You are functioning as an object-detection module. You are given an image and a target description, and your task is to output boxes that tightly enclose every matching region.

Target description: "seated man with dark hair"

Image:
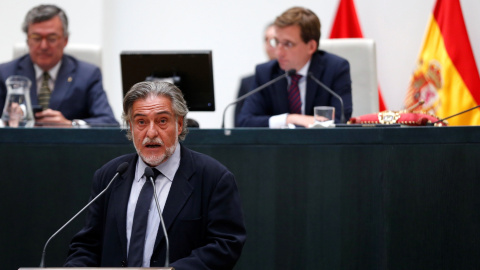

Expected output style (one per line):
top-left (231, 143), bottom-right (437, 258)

top-left (238, 7), bottom-right (352, 128)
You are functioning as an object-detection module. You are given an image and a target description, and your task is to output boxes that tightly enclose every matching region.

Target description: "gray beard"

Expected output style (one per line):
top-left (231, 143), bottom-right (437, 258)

top-left (132, 124), bottom-right (178, 166)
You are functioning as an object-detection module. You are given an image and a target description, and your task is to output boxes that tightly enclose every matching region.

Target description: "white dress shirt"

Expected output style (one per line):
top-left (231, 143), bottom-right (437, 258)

top-left (269, 59), bottom-right (312, 128)
top-left (126, 143), bottom-right (181, 267)
top-left (33, 61), bottom-right (62, 94)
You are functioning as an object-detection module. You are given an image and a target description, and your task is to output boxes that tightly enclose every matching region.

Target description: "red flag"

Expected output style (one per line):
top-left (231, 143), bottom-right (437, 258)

top-left (329, 0), bottom-right (363, 38)
top-left (329, 0), bottom-right (387, 111)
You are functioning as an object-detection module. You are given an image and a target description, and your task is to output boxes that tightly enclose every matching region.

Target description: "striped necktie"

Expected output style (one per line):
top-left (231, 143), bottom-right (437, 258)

top-left (288, 74), bottom-right (302, 114)
top-left (38, 72), bottom-right (51, 110)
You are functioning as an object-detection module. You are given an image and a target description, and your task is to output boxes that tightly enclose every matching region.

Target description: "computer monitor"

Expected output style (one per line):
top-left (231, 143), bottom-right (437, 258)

top-left (120, 50), bottom-right (215, 111)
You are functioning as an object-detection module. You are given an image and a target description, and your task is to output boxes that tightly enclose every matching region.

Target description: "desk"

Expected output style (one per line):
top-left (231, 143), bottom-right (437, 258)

top-left (1, 127), bottom-right (480, 269)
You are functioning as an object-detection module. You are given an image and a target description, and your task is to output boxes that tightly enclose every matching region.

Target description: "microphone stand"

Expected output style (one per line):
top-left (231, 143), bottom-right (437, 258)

top-left (221, 69), bottom-right (297, 129)
top-left (308, 72), bottom-right (346, 123)
top-left (428, 105), bottom-right (480, 126)
top-left (39, 162), bottom-right (129, 267)
top-left (144, 167), bottom-right (170, 267)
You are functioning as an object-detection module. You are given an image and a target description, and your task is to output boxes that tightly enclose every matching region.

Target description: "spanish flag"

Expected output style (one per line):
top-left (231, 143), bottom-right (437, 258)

top-left (329, 0), bottom-right (387, 111)
top-left (405, 0), bottom-right (480, 125)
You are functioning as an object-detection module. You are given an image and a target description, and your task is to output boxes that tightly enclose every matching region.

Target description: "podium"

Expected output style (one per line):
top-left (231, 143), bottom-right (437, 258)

top-left (19, 268), bottom-right (174, 270)
top-left (7, 127), bottom-right (480, 269)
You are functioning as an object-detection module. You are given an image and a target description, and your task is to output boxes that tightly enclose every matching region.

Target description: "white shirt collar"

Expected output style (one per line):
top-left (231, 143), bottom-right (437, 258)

top-left (34, 60), bottom-right (62, 81)
top-left (296, 59), bottom-right (311, 78)
top-left (285, 59), bottom-right (311, 81)
top-left (135, 142), bottom-right (181, 183)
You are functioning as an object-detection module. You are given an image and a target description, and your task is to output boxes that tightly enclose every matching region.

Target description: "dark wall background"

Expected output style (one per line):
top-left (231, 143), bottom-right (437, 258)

top-left (1, 127), bottom-right (480, 270)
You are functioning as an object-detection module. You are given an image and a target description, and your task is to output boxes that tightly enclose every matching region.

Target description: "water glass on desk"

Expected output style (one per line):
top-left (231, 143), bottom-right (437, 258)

top-left (314, 106), bottom-right (335, 127)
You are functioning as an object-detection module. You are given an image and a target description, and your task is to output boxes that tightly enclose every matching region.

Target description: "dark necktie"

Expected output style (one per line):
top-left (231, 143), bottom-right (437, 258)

top-left (288, 74), bottom-right (302, 114)
top-left (38, 72), bottom-right (51, 110)
top-left (128, 168), bottom-right (161, 267)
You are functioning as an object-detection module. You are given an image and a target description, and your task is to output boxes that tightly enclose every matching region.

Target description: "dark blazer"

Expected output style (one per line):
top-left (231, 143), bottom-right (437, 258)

top-left (0, 54), bottom-right (118, 125)
top-left (234, 74), bottom-right (255, 127)
top-left (64, 144), bottom-right (246, 270)
top-left (237, 50), bottom-right (352, 127)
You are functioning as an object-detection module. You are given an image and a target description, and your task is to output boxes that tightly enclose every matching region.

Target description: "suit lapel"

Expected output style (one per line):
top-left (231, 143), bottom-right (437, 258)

top-left (153, 144), bottom-right (194, 249)
top-left (272, 66), bottom-right (289, 112)
top-left (112, 155), bottom-right (138, 259)
top-left (50, 55), bottom-right (75, 110)
top-left (305, 51), bottom-right (325, 114)
top-left (17, 56), bottom-right (38, 105)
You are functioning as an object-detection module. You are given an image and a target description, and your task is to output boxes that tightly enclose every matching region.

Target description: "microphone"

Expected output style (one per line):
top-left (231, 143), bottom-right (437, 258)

top-left (144, 167), bottom-right (170, 267)
top-left (221, 69), bottom-right (297, 128)
top-left (39, 162), bottom-right (129, 268)
top-left (307, 72), bottom-right (346, 123)
top-left (427, 104), bottom-right (480, 126)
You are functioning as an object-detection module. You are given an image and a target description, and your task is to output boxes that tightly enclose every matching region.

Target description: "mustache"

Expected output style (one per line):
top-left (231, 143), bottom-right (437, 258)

top-left (142, 137), bottom-right (164, 146)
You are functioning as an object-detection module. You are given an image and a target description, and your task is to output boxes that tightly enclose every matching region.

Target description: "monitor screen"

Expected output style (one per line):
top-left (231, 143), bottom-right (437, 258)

top-left (120, 50), bottom-right (215, 111)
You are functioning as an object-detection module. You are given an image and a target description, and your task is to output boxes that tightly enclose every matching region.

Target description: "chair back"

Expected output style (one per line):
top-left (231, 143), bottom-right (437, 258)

top-left (320, 38), bottom-right (379, 116)
top-left (13, 43), bottom-right (102, 71)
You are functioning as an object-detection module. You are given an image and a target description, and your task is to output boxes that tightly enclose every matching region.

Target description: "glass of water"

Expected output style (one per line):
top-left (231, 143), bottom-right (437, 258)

top-left (314, 106), bottom-right (335, 127)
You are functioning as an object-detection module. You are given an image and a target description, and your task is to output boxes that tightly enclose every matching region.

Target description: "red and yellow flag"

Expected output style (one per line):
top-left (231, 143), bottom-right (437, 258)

top-left (329, 0), bottom-right (387, 111)
top-left (405, 0), bottom-right (480, 125)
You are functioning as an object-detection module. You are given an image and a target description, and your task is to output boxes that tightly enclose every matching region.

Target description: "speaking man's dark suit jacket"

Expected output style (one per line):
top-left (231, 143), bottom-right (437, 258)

top-left (0, 54), bottom-right (118, 125)
top-left (237, 50), bottom-right (352, 127)
top-left (64, 144), bottom-right (246, 270)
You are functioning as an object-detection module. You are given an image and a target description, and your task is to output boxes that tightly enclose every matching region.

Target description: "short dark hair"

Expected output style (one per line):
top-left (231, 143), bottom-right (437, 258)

top-left (274, 7), bottom-right (321, 48)
top-left (22, 4), bottom-right (69, 37)
top-left (122, 81), bottom-right (189, 141)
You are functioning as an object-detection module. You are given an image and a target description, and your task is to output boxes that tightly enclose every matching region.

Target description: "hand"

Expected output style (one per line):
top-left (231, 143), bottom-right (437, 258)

top-left (7, 102), bottom-right (23, 127)
top-left (286, 114), bottom-right (315, 128)
top-left (315, 116), bottom-right (329, 122)
top-left (35, 109), bottom-right (72, 127)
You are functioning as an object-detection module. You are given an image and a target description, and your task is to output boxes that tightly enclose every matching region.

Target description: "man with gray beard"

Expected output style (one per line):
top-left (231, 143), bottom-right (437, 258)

top-left (64, 81), bottom-right (246, 269)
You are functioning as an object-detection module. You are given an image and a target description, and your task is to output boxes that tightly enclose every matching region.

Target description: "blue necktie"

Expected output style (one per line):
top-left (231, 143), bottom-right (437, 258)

top-left (288, 74), bottom-right (302, 114)
top-left (128, 168), bottom-right (161, 267)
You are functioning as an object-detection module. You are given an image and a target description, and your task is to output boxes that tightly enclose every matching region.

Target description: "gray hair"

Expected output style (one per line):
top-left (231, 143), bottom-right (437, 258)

top-left (22, 4), bottom-right (69, 37)
top-left (122, 81), bottom-right (189, 141)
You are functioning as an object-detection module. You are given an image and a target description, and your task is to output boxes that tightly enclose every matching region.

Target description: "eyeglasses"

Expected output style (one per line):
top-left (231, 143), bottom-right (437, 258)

top-left (269, 38), bottom-right (297, 50)
top-left (27, 34), bottom-right (63, 45)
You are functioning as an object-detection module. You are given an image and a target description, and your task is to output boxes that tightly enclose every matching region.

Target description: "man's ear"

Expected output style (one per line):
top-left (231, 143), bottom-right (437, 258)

top-left (128, 120), bottom-right (133, 134)
top-left (177, 116), bottom-right (184, 134)
top-left (307, 39), bottom-right (318, 55)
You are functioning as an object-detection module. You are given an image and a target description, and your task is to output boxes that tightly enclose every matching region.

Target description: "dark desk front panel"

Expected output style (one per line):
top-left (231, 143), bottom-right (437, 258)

top-left (1, 127), bottom-right (479, 269)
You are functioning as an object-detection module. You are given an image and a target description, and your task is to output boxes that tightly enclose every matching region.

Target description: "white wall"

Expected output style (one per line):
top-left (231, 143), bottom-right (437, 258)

top-left (1, 0), bottom-right (479, 128)
top-left (0, 1), bottom-right (103, 55)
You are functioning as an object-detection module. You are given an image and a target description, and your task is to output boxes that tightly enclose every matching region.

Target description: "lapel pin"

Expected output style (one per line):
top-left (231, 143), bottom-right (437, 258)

top-left (68, 77), bottom-right (72, 82)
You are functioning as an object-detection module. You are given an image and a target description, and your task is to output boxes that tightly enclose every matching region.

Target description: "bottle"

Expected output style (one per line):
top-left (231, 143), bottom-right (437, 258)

top-left (1, 75), bottom-right (34, 127)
